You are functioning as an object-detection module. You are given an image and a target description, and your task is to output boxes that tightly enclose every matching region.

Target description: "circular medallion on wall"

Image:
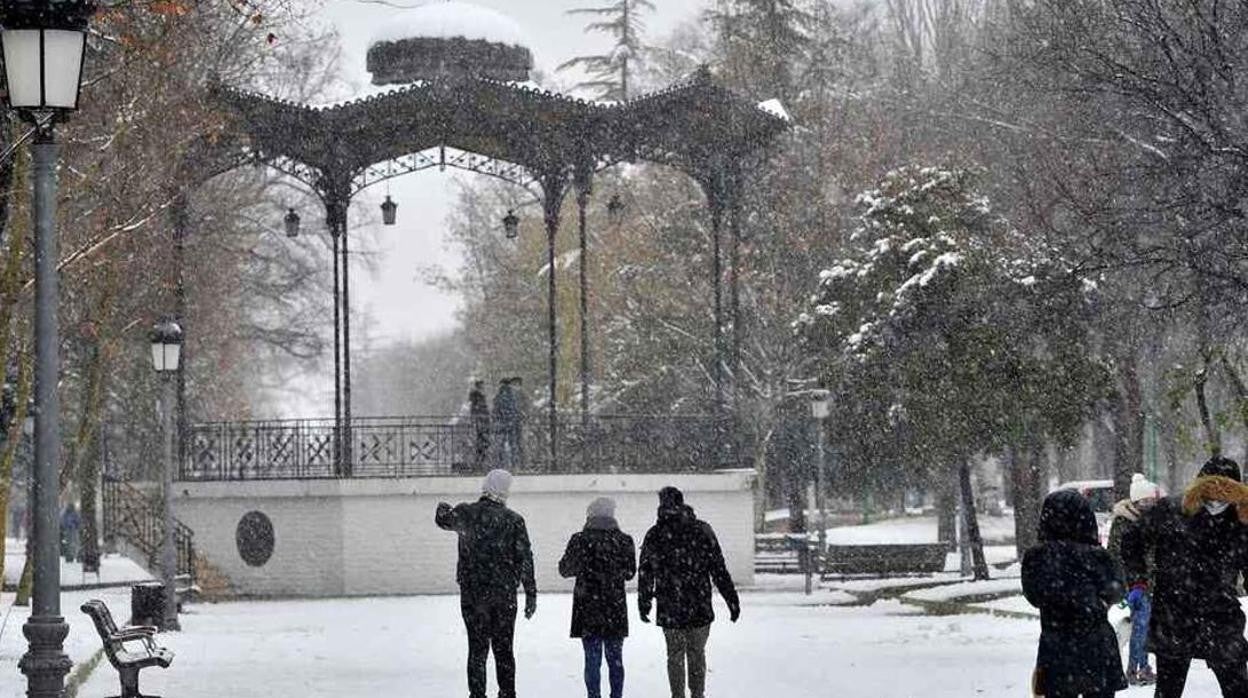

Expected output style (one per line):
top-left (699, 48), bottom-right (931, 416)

top-left (235, 511), bottom-right (275, 567)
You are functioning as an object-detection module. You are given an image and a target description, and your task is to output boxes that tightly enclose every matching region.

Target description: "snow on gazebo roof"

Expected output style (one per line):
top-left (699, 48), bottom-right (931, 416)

top-left (369, 1), bottom-right (529, 48)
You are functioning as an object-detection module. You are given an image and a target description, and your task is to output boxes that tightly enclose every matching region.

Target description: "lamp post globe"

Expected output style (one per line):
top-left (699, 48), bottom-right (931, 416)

top-left (149, 319), bottom-right (184, 373)
top-left (284, 207), bottom-right (300, 238)
top-left (380, 195), bottom-right (397, 226)
top-left (502, 209), bottom-right (519, 239)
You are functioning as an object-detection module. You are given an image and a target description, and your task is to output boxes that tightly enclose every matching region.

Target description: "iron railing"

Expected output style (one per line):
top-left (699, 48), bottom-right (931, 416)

top-left (181, 413), bottom-right (749, 481)
top-left (102, 477), bottom-right (196, 584)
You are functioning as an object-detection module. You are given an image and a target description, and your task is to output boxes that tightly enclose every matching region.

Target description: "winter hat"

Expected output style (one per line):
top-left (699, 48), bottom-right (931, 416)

top-left (1199, 456), bottom-right (1242, 482)
top-left (1130, 473), bottom-right (1159, 503)
top-left (658, 486), bottom-right (684, 513)
top-left (482, 469), bottom-right (513, 504)
top-left (587, 497), bottom-right (616, 520)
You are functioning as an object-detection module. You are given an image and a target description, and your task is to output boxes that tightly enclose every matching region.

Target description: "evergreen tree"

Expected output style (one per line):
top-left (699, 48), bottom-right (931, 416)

top-left (558, 0), bottom-right (655, 102)
top-left (707, 0), bottom-right (814, 102)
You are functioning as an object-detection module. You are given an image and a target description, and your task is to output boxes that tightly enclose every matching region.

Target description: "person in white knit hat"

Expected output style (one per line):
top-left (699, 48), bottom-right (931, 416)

top-left (436, 469), bottom-right (536, 698)
top-left (1108, 473), bottom-right (1160, 686)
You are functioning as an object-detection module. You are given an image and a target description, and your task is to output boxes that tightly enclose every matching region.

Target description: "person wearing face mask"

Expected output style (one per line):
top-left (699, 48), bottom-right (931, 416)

top-left (1121, 457), bottom-right (1248, 697)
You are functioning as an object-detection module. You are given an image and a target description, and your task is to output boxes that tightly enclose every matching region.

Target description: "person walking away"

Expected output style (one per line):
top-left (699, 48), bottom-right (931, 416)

top-left (493, 379), bottom-right (519, 469)
top-left (435, 469), bottom-right (537, 698)
top-left (638, 486), bottom-right (740, 698)
top-left (1107, 473), bottom-right (1160, 686)
top-left (1022, 489), bottom-right (1127, 698)
top-left (469, 380), bottom-right (491, 470)
top-left (1122, 456), bottom-right (1248, 698)
top-left (560, 497), bottom-right (636, 698)
top-left (60, 501), bottom-right (81, 563)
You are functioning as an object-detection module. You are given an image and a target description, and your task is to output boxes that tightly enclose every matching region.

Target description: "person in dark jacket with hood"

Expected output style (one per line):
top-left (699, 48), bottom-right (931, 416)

top-left (559, 497), bottom-right (636, 698)
top-left (1022, 488), bottom-right (1127, 698)
top-left (638, 486), bottom-right (740, 698)
top-left (436, 469), bottom-right (537, 698)
top-left (1122, 456), bottom-right (1248, 697)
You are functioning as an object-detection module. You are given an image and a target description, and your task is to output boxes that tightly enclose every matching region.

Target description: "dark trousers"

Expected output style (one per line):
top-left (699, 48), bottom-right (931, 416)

top-left (582, 636), bottom-right (624, 698)
top-left (662, 625), bottom-right (710, 698)
top-left (1156, 655), bottom-right (1248, 698)
top-left (461, 597), bottom-right (518, 698)
top-left (1047, 691), bottom-right (1114, 698)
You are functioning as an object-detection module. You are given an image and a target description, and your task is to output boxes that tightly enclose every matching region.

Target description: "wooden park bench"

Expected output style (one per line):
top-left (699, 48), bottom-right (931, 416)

top-left (820, 543), bottom-right (950, 578)
top-left (755, 533), bottom-right (817, 575)
top-left (81, 599), bottom-right (174, 698)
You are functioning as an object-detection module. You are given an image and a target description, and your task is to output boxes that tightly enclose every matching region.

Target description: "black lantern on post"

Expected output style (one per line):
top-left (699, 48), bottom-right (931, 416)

top-left (148, 319), bottom-right (183, 632)
top-left (606, 194), bottom-right (624, 226)
top-left (380, 195), bottom-right (397, 226)
top-left (502, 209), bottom-right (519, 239)
top-left (149, 320), bottom-right (184, 373)
top-left (284, 207), bottom-right (300, 238)
top-left (2, 2), bottom-right (98, 695)
top-left (0, 0), bottom-right (93, 114)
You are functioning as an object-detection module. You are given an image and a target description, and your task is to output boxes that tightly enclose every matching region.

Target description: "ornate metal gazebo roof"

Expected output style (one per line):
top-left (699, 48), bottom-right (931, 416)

top-left (205, 65), bottom-right (788, 195)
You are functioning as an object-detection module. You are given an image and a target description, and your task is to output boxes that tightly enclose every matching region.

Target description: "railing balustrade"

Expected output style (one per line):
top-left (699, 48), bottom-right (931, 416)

top-left (181, 414), bottom-right (747, 481)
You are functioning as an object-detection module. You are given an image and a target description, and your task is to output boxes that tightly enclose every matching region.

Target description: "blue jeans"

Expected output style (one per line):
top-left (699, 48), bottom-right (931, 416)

top-left (1127, 592), bottom-right (1152, 672)
top-left (582, 636), bottom-right (624, 698)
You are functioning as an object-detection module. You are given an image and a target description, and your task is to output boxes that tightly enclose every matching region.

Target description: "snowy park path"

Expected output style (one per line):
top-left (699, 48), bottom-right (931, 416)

top-left (59, 590), bottom-right (1217, 698)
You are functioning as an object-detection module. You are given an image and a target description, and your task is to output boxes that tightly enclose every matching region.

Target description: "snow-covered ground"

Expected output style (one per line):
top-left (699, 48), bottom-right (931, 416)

top-left (3, 540), bottom-right (152, 588)
top-left (0, 591), bottom-right (1197, 698)
top-left (826, 514), bottom-right (1016, 545)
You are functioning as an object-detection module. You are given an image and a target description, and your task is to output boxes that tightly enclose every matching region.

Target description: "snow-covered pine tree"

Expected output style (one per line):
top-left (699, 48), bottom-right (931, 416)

top-left (557, 0), bottom-right (655, 102)
top-left (706, 0), bottom-right (814, 102)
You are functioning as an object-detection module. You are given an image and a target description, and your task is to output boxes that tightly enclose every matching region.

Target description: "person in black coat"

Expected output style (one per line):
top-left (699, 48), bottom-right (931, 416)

top-left (1022, 488), bottom-right (1127, 698)
top-left (638, 487), bottom-right (740, 698)
top-left (468, 380), bottom-right (491, 469)
top-left (493, 379), bottom-right (520, 468)
top-left (559, 497), bottom-right (636, 698)
top-left (436, 469), bottom-right (537, 698)
top-left (1122, 456), bottom-right (1248, 697)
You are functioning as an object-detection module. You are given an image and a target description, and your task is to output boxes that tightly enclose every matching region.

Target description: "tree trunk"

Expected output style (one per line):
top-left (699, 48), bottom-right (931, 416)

top-left (1111, 352), bottom-right (1145, 502)
top-left (959, 458), bottom-right (990, 580)
top-left (935, 465), bottom-right (956, 546)
top-left (1195, 354), bottom-right (1221, 458)
top-left (1011, 438), bottom-right (1044, 559)
top-left (0, 357), bottom-right (32, 585)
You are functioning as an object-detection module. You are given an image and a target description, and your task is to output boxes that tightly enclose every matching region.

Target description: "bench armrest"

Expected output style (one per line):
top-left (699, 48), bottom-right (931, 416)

top-left (112, 626), bottom-right (158, 640)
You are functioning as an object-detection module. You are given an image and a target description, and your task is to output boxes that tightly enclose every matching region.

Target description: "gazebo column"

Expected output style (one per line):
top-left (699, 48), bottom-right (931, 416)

top-left (324, 178), bottom-right (353, 476)
top-left (541, 171), bottom-right (568, 472)
top-left (726, 161), bottom-right (743, 416)
top-left (703, 168), bottom-right (727, 418)
top-left (573, 164), bottom-right (593, 438)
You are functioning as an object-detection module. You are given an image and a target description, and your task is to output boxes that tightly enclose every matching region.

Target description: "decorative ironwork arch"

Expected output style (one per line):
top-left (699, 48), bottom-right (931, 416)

top-left (174, 65), bottom-right (787, 472)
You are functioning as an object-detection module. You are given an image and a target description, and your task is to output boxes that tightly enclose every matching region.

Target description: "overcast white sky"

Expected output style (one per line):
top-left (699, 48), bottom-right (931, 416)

top-left (315, 0), bottom-right (709, 347)
top-left (270, 0), bottom-right (708, 416)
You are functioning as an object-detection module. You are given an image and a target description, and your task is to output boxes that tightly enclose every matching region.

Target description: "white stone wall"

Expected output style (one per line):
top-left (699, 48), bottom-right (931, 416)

top-left (174, 470), bottom-right (756, 597)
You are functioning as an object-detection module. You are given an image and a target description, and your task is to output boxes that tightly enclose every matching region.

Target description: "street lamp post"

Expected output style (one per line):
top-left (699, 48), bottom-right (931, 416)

top-left (1, 1), bottom-right (97, 695)
top-left (808, 390), bottom-right (831, 596)
top-left (149, 320), bottom-right (183, 632)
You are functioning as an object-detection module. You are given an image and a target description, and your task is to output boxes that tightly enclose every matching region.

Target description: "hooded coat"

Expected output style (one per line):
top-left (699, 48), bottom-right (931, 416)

top-left (638, 489), bottom-right (739, 629)
top-left (1121, 466), bottom-right (1248, 663)
top-left (559, 516), bottom-right (636, 638)
top-left (1022, 489), bottom-right (1128, 696)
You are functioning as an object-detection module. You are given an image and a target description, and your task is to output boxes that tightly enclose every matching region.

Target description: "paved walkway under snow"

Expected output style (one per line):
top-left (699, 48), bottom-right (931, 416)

top-left (24, 590), bottom-right (1213, 698)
